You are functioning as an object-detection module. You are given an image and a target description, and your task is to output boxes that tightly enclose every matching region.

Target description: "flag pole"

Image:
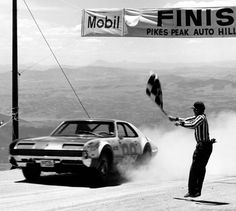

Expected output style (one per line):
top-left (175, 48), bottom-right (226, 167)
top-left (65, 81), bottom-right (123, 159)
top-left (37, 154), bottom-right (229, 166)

top-left (161, 108), bottom-right (168, 116)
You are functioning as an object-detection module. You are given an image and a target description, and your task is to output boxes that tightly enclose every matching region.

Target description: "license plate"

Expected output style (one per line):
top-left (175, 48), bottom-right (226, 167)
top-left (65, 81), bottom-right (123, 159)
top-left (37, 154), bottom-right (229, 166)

top-left (40, 160), bottom-right (54, 167)
top-left (18, 162), bottom-right (27, 167)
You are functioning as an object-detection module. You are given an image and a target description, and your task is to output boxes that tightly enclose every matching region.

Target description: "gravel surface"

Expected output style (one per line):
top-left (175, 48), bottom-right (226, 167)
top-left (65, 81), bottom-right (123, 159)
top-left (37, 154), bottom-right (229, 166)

top-left (0, 169), bottom-right (235, 211)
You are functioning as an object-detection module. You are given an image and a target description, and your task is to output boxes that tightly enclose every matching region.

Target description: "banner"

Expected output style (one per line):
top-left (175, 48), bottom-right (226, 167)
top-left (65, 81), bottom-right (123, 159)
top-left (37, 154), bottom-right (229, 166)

top-left (81, 7), bottom-right (236, 38)
top-left (81, 9), bottom-right (124, 37)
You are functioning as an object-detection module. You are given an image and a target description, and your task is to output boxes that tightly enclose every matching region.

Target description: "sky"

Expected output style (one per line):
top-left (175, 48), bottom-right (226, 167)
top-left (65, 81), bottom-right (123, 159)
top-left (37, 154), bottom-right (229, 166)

top-left (1, 0), bottom-right (236, 70)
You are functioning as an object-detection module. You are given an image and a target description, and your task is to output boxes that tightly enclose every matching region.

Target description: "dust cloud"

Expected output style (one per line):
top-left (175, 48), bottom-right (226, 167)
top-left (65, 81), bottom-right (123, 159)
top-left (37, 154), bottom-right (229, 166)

top-left (124, 111), bottom-right (236, 182)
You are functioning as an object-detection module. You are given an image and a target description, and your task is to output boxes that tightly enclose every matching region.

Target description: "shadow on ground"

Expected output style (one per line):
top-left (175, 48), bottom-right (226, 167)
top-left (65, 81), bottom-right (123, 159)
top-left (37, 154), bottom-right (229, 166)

top-left (16, 170), bottom-right (128, 188)
top-left (174, 197), bottom-right (230, 206)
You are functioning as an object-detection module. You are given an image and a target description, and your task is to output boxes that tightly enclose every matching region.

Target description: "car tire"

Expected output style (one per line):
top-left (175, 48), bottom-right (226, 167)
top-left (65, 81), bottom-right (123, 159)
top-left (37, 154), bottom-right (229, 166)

top-left (97, 153), bottom-right (110, 184)
top-left (22, 167), bottom-right (41, 181)
top-left (136, 145), bottom-right (152, 166)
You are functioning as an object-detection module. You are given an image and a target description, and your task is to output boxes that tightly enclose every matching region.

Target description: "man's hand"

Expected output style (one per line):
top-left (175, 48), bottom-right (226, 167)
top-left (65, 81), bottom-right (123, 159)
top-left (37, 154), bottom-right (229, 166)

top-left (168, 115), bottom-right (178, 122)
top-left (175, 120), bottom-right (184, 126)
top-left (210, 138), bottom-right (216, 143)
top-left (175, 121), bottom-right (181, 126)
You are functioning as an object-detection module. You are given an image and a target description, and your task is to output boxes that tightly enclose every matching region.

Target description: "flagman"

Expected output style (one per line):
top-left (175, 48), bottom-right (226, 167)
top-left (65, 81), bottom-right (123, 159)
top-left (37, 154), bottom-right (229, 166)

top-left (168, 101), bottom-right (215, 198)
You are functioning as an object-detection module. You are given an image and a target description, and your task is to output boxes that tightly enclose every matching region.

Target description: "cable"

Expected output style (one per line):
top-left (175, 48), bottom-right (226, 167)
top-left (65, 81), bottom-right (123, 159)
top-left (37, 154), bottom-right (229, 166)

top-left (22, 0), bottom-right (91, 119)
top-left (19, 56), bottom-right (49, 75)
top-left (0, 110), bottom-right (18, 129)
top-left (0, 119), bottom-right (12, 129)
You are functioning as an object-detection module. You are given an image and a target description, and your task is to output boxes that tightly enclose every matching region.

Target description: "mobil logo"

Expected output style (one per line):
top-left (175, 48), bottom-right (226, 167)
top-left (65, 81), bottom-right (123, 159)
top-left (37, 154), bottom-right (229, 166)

top-left (88, 15), bottom-right (121, 29)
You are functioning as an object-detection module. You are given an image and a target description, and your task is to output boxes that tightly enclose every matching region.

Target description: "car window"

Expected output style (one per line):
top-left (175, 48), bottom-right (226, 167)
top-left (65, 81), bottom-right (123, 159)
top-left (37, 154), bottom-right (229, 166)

top-left (117, 123), bottom-right (138, 138)
top-left (117, 123), bottom-right (126, 137)
top-left (58, 123), bottom-right (77, 135)
top-left (52, 121), bottom-right (115, 137)
top-left (77, 123), bottom-right (90, 132)
top-left (89, 123), bottom-right (114, 134)
top-left (123, 123), bottom-right (138, 137)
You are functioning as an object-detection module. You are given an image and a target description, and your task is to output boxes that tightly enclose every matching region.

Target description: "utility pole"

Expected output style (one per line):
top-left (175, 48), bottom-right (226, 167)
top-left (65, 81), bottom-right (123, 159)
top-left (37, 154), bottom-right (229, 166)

top-left (12, 0), bottom-right (19, 140)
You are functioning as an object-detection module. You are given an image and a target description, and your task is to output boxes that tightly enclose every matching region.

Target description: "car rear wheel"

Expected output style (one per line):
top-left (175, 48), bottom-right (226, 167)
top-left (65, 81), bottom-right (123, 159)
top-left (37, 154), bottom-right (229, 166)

top-left (22, 167), bottom-right (41, 181)
top-left (136, 145), bottom-right (152, 166)
top-left (97, 153), bottom-right (110, 184)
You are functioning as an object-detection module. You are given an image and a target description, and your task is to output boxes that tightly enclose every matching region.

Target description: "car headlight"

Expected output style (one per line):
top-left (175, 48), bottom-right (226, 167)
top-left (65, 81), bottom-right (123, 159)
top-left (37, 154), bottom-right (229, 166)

top-left (82, 150), bottom-right (89, 159)
top-left (87, 142), bottom-right (100, 151)
top-left (82, 150), bottom-right (92, 167)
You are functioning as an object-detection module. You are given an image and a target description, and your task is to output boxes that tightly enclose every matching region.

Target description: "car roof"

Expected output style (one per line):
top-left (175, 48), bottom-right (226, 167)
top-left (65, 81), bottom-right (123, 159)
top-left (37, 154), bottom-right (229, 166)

top-left (62, 118), bottom-right (128, 123)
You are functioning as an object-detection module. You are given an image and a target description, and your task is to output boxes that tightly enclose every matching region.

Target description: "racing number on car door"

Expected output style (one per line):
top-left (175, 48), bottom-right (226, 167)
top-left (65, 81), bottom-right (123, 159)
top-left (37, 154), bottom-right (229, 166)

top-left (117, 123), bottom-right (141, 156)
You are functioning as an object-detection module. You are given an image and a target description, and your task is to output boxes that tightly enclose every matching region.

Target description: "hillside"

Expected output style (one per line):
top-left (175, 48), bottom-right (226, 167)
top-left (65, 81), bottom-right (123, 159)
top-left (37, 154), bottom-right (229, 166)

top-left (1, 65), bottom-right (235, 124)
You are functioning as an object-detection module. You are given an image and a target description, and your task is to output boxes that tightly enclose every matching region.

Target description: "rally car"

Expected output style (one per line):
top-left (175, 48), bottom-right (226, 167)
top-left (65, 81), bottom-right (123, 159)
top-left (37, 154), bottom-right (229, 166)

top-left (9, 119), bottom-right (158, 183)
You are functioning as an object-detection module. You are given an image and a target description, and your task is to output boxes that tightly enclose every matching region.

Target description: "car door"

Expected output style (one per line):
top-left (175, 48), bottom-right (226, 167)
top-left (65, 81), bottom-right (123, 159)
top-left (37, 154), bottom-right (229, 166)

top-left (117, 122), bottom-right (142, 158)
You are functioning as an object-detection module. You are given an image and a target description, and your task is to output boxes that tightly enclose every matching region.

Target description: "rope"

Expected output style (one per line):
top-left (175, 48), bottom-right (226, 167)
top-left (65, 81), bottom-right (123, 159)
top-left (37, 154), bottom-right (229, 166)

top-left (0, 110), bottom-right (18, 129)
top-left (22, 0), bottom-right (91, 119)
top-left (0, 119), bottom-right (11, 129)
top-left (19, 56), bottom-right (49, 75)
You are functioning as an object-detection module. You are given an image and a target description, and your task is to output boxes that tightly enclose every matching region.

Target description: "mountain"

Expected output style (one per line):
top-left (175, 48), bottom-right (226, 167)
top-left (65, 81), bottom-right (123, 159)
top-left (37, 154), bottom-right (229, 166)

top-left (1, 64), bottom-right (236, 123)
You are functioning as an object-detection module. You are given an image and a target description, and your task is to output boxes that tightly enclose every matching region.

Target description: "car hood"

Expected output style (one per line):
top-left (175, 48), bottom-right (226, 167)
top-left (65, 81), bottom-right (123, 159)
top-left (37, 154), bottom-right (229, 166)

top-left (20, 136), bottom-right (96, 144)
top-left (14, 136), bottom-right (98, 150)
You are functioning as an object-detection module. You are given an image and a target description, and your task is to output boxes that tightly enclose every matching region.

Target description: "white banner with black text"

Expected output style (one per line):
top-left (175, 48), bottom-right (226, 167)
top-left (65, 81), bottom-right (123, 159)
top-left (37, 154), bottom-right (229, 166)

top-left (81, 7), bottom-right (236, 38)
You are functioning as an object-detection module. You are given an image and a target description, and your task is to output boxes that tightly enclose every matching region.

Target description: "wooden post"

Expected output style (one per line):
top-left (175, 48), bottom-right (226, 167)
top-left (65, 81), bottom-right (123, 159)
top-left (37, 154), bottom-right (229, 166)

top-left (12, 0), bottom-right (19, 140)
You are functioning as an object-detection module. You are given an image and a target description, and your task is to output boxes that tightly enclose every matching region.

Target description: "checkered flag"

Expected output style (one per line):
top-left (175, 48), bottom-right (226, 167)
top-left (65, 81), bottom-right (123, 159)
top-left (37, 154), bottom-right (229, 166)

top-left (146, 73), bottom-right (167, 116)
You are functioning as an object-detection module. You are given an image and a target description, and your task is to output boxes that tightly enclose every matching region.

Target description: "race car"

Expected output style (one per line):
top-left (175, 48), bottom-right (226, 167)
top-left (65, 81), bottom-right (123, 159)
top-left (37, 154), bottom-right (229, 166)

top-left (9, 119), bottom-right (158, 183)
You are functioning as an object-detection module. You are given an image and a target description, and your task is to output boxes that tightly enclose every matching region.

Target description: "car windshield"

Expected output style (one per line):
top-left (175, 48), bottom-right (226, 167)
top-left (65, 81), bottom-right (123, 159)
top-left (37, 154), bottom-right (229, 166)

top-left (51, 121), bottom-right (115, 137)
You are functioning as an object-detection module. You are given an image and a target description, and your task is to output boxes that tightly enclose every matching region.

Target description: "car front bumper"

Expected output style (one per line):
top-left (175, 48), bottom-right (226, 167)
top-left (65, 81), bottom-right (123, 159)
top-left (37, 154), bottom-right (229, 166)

top-left (9, 152), bottom-right (98, 172)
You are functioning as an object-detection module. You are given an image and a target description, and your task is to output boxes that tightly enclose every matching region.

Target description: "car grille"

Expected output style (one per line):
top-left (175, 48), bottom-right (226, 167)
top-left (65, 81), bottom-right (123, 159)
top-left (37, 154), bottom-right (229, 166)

top-left (62, 144), bottom-right (83, 150)
top-left (16, 143), bottom-right (35, 149)
top-left (11, 149), bottom-right (83, 157)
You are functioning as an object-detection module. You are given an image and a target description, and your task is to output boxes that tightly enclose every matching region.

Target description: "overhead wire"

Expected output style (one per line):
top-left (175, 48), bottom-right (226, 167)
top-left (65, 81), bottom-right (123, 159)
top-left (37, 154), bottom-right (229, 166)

top-left (0, 118), bottom-right (12, 129)
top-left (22, 0), bottom-right (91, 119)
top-left (0, 108), bottom-right (19, 129)
top-left (19, 56), bottom-right (49, 75)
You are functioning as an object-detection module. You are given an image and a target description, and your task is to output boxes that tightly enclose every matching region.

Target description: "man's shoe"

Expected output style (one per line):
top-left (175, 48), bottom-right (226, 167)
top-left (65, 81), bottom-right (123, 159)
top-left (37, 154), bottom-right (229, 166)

top-left (184, 192), bottom-right (201, 198)
top-left (191, 192), bottom-right (201, 198)
top-left (184, 193), bottom-right (192, 197)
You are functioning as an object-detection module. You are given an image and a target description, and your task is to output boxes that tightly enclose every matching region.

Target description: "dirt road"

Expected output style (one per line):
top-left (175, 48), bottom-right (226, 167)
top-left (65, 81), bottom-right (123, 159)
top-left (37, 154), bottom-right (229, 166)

top-left (0, 169), bottom-right (235, 211)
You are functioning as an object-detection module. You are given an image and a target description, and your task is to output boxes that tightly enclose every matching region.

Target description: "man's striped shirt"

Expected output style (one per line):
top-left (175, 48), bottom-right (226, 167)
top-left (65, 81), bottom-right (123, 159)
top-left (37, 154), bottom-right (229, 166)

top-left (180, 114), bottom-right (210, 143)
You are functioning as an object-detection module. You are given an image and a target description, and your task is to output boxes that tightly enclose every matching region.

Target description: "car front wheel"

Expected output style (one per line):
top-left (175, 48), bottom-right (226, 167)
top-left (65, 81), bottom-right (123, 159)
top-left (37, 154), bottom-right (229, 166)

top-left (22, 167), bottom-right (41, 181)
top-left (97, 153), bottom-right (110, 184)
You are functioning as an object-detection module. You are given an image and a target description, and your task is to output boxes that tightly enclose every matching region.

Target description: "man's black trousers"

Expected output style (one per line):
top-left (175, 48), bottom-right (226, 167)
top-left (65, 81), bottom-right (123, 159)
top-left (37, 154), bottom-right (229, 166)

top-left (188, 142), bottom-right (213, 194)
